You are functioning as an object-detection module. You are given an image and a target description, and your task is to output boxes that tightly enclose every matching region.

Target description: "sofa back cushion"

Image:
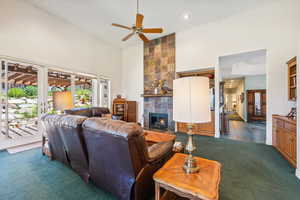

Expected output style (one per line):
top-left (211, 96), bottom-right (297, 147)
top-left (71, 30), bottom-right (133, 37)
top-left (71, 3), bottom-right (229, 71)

top-left (91, 107), bottom-right (110, 117)
top-left (64, 107), bottom-right (110, 117)
top-left (64, 107), bottom-right (92, 117)
top-left (41, 114), bottom-right (69, 165)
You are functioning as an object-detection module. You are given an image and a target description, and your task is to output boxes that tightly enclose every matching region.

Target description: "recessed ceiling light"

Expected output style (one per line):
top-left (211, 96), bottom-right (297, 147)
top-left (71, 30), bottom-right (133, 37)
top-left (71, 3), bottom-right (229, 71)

top-left (182, 13), bottom-right (192, 20)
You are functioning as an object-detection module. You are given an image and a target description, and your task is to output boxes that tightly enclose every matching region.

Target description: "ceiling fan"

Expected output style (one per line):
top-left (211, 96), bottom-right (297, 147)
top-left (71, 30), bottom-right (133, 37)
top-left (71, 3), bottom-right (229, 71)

top-left (112, 0), bottom-right (163, 43)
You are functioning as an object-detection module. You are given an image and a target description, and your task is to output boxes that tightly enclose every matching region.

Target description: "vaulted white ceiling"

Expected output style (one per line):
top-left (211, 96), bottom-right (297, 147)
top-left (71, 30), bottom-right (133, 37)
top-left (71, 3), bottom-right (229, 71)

top-left (25, 0), bottom-right (273, 47)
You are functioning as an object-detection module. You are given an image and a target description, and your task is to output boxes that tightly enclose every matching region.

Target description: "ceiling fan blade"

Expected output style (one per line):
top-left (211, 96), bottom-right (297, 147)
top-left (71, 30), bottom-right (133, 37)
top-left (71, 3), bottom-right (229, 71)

top-left (138, 33), bottom-right (150, 43)
top-left (142, 28), bottom-right (163, 33)
top-left (136, 14), bottom-right (144, 28)
top-left (122, 32), bottom-right (135, 41)
top-left (112, 23), bottom-right (132, 31)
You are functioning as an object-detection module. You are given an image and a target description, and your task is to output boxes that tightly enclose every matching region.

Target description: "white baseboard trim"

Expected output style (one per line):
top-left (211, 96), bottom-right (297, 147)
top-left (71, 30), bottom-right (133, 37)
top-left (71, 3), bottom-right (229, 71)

top-left (266, 141), bottom-right (272, 146)
top-left (296, 168), bottom-right (300, 179)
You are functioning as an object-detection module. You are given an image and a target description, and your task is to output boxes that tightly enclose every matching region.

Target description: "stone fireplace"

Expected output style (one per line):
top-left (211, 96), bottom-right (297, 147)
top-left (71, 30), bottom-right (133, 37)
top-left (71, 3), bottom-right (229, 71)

top-left (143, 33), bottom-right (175, 131)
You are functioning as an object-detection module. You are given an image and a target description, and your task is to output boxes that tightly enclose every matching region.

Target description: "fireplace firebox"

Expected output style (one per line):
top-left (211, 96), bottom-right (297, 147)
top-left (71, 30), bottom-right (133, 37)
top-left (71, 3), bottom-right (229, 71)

top-left (149, 113), bottom-right (168, 130)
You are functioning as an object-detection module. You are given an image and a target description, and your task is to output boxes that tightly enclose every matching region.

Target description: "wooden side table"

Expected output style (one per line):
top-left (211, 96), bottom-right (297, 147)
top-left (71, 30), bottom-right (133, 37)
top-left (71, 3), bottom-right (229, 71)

top-left (153, 153), bottom-right (221, 200)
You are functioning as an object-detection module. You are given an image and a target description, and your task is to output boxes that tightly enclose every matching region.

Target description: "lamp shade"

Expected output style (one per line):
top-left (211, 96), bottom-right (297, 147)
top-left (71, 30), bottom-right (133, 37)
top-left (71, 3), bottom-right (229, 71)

top-left (173, 76), bottom-right (211, 123)
top-left (53, 91), bottom-right (73, 111)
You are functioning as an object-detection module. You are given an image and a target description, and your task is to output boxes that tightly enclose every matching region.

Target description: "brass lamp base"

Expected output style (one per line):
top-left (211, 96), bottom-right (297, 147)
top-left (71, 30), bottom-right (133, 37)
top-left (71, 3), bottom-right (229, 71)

top-left (183, 154), bottom-right (199, 174)
top-left (183, 123), bottom-right (199, 174)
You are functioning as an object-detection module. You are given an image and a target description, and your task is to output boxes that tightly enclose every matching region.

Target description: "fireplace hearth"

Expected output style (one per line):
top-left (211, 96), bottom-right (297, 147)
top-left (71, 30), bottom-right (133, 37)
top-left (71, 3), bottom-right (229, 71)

top-left (149, 113), bottom-right (168, 131)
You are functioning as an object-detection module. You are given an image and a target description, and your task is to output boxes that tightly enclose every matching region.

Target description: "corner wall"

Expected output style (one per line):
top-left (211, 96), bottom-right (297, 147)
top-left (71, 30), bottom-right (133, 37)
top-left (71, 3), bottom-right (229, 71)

top-left (297, 37), bottom-right (300, 179)
top-left (121, 42), bottom-right (144, 123)
top-left (0, 0), bottom-right (122, 97)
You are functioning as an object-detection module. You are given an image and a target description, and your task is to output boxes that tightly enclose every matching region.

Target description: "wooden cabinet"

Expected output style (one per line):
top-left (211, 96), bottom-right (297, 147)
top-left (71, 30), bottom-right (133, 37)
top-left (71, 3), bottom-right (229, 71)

top-left (177, 112), bottom-right (215, 136)
top-left (272, 115), bottom-right (297, 167)
top-left (112, 97), bottom-right (137, 122)
top-left (176, 70), bottom-right (215, 137)
top-left (287, 56), bottom-right (297, 101)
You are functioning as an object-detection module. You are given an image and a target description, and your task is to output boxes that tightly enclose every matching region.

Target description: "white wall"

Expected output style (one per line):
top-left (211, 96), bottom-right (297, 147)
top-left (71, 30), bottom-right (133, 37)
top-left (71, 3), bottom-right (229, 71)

top-left (244, 75), bottom-right (266, 90)
top-left (235, 80), bottom-right (245, 120)
top-left (121, 42), bottom-right (144, 124)
top-left (176, 0), bottom-right (300, 145)
top-left (296, 37), bottom-right (300, 179)
top-left (0, 0), bottom-right (122, 98)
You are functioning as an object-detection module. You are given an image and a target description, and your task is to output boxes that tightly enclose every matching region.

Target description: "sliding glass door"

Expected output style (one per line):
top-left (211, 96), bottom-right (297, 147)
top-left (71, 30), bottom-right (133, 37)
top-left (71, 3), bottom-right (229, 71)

top-left (0, 61), bottom-right (8, 139)
top-left (0, 58), bottom-right (111, 147)
top-left (0, 59), bottom-right (43, 143)
top-left (45, 69), bottom-right (106, 113)
top-left (99, 78), bottom-right (110, 108)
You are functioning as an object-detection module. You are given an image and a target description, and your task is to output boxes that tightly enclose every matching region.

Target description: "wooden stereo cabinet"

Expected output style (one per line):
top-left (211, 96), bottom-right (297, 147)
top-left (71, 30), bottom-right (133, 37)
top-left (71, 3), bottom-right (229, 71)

top-left (112, 97), bottom-right (137, 122)
top-left (177, 111), bottom-right (215, 137)
top-left (272, 115), bottom-right (297, 167)
top-left (176, 70), bottom-right (215, 137)
top-left (287, 56), bottom-right (297, 101)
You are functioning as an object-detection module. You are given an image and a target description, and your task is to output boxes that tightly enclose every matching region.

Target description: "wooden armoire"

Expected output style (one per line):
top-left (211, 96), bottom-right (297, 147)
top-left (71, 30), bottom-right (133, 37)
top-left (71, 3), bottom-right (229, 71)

top-left (247, 89), bottom-right (266, 121)
top-left (112, 97), bottom-right (137, 122)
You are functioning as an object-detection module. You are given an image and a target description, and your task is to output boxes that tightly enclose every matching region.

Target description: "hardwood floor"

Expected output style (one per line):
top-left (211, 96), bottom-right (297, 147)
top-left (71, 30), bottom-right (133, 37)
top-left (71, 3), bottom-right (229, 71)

top-left (221, 120), bottom-right (266, 144)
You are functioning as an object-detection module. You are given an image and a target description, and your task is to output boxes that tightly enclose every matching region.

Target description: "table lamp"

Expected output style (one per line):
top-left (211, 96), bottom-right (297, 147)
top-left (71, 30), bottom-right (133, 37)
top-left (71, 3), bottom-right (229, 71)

top-left (173, 76), bottom-right (211, 174)
top-left (53, 91), bottom-right (73, 113)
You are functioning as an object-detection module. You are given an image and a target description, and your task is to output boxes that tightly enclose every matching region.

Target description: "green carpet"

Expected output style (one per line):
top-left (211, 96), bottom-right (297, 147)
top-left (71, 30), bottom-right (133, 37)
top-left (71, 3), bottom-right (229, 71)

top-left (1, 133), bottom-right (300, 200)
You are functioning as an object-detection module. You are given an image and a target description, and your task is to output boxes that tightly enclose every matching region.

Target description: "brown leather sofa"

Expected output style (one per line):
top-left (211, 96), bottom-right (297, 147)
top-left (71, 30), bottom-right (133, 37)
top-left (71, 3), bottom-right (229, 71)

top-left (42, 114), bottom-right (174, 200)
top-left (82, 118), bottom-right (174, 200)
top-left (42, 114), bottom-right (90, 182)
top-left (64, 107), bottom-right (110, 117)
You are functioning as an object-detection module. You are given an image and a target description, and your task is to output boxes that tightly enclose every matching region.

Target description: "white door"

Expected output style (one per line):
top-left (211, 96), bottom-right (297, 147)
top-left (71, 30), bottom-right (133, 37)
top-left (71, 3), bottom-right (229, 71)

top-left (37, 67), bottom-right (48, 137)
top-left (0, 60), bottom-right (9, 139)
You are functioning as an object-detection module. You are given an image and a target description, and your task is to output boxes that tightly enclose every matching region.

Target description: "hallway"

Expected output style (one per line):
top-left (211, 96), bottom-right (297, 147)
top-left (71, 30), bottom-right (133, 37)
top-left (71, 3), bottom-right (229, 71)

top-left (222, 120), bottom-right (266, 144)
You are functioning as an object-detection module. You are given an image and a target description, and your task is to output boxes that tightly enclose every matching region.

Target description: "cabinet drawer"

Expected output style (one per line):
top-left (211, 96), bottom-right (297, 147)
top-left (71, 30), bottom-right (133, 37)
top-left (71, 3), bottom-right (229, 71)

top-left (272, 115), bottom-right (297, 168)
top-left (284, 122), bottom-right (296, 133)
top-left (276, 120), bottom-right (284, 128)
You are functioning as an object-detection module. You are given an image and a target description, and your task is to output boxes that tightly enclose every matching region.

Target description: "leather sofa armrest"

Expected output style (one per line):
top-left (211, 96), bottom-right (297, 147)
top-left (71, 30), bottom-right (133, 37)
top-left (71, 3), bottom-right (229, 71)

top-left (147, 140), bottom-right (174, 163)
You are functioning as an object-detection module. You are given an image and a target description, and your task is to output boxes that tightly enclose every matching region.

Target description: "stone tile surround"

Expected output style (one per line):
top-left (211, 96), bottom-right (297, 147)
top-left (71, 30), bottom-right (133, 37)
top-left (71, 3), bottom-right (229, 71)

top-left (143, 33), bottom-right (175, 131)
